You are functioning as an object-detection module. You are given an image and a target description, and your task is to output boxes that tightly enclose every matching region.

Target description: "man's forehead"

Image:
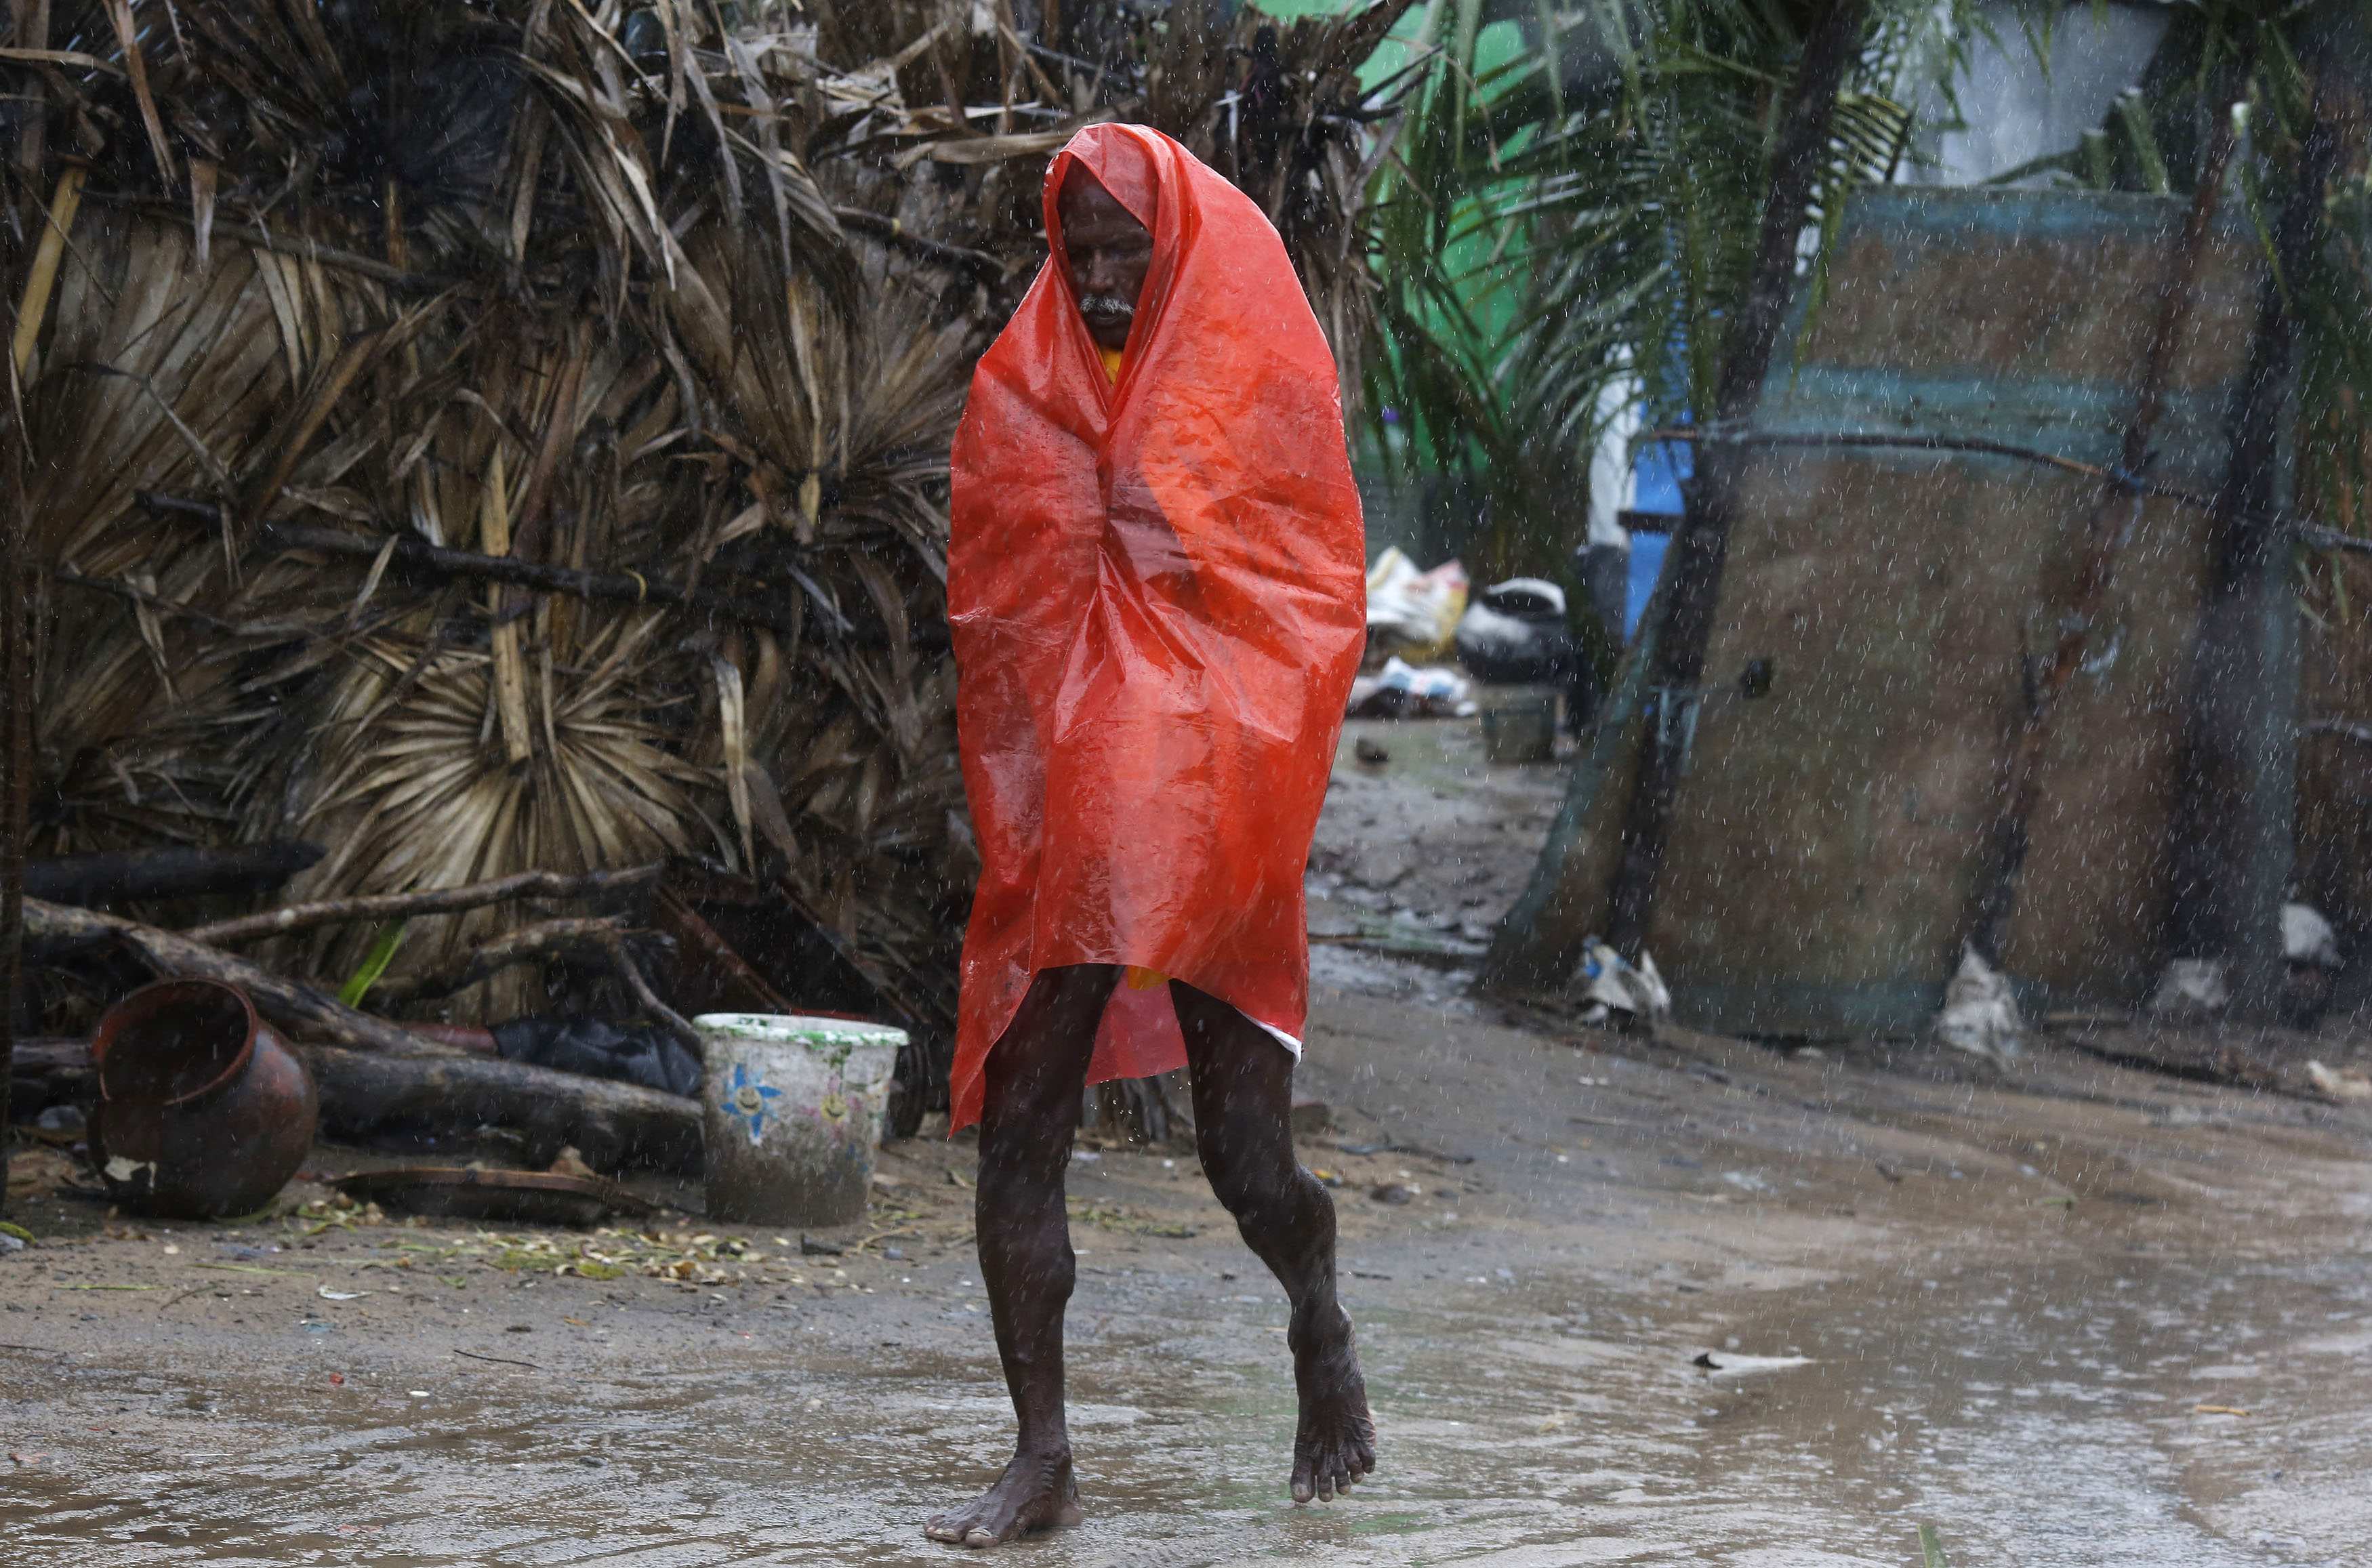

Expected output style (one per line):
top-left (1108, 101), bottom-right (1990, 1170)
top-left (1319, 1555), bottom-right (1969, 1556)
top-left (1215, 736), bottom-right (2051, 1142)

top-left (1052, 140), bottom-right (1158, 231)
top-left (1059, 167), bottom-right (1141, 229)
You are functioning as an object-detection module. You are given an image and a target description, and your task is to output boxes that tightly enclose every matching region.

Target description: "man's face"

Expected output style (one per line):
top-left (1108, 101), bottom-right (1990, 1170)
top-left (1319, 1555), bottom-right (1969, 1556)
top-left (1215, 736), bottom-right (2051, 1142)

top-left (1057, 167), bottom-right (1152, 353)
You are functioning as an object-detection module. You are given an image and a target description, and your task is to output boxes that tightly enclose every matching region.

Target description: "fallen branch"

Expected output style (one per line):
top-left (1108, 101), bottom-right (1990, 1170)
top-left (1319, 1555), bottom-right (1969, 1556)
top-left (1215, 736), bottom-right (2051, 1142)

top-left (831, 207), bottom-right (1008, 280)
top-left (186, 864), bottom-right (661, 946)
top-left (27, 1032), bottom-right (703, 1173)
top-left (655, 888), bottom-right (791, 1012)
top-left (303, 1044), bottom-right (701, 1172)
top-left (367, 917), bottom-right (623, 1006)
top-left (134, 490), bottom-right (811, 635)
top-left (265, 517), bottom-right (810, 634)
top-left (26, 841), bottom-right (323, 907)
top-left (22, 898), bottom-right (453, 1059)
top-left (5, 1037), bottom-right (96, 1102)
top-left (360, 913), bottom-right (702, 1054)
top-left (589, 923), bottom-right (704, 1053)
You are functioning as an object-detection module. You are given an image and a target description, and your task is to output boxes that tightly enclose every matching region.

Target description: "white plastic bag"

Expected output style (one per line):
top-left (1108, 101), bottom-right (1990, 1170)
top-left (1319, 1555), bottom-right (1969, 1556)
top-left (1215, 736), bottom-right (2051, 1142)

top-left (1935, 946), bottom-right (2022, 1065)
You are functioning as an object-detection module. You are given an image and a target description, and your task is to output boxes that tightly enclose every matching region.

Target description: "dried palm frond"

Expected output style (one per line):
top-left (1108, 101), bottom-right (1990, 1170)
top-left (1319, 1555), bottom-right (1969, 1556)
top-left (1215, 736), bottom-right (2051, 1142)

top-left (2, 0), bottom-right (1414, 1077)
top-left (1144, 0), bottom-right (1425, 411)
top-left (264, 612), bottom-right (716, 1018)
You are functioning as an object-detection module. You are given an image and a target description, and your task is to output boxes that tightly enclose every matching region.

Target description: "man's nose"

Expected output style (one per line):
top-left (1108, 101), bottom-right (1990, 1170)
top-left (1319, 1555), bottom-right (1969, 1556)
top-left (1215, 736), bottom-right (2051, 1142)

top-left (1084, 250), bottom-right (1125, 294)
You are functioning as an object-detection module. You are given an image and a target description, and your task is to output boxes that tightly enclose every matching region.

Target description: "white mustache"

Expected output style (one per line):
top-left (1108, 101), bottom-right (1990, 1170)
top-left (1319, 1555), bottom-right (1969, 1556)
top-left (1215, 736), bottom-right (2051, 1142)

top-left (1078, 293), bottom-right (1135, 320)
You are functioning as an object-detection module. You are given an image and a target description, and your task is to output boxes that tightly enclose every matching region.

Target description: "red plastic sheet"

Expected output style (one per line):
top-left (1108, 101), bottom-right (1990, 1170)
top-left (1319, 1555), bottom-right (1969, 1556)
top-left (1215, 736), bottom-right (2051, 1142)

top-left (945, 125), bottom-right (1366, 1131)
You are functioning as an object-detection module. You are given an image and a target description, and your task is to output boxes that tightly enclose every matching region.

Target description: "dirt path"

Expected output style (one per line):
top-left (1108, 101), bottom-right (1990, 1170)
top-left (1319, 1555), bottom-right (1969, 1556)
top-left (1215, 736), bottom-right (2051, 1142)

top-left (5, 720), bottom-right (2371, 1565)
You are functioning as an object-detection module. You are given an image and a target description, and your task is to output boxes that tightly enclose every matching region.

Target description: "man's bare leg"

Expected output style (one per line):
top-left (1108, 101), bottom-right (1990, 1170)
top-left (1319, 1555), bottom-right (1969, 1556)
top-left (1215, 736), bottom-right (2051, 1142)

top-left (925, 964), bottom-right (1116, 1548)
top-left (1174, 982), bottom-right (1376, 1503)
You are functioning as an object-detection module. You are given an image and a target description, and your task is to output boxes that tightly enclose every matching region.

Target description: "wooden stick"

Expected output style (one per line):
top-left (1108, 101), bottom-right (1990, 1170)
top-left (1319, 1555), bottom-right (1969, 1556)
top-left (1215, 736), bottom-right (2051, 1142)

top-left (184, 863), bottom-right (662, 945)
top-left (1961, 95), bottom-right (2247, 966)
top-left (26, 841), bottom-right (324, 907)
top-left (12, 160), bottom-right (85, 378)
top-left (588, 922), bottom-right (704, 1052)
top-left (358, 910), bottom-right (701, 1054)
top-left (365, 916), bottom-right (626, 1006)
top-left (137, 492), bottom-right (811, 637)
top-left (1601, 0), bottom-right (1874, 962)
top-left (479, 445), bottom-right (535, 765)
top-left (21, 897), bottom-right (457, 1058)
top-left (830, 206), bottom-right (1008, 281)
top-left (655, 888), bottom-right (791, 1012)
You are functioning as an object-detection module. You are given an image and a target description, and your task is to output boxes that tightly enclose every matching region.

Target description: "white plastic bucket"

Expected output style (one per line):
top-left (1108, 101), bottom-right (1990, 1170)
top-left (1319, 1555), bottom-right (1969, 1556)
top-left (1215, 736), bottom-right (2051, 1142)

top-left (698, 1014), bottom-right (905, 1227)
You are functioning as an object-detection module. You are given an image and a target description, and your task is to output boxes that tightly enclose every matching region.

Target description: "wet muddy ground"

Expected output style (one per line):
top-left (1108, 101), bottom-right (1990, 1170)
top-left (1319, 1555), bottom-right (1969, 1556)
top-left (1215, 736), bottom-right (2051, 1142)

top-left (7, 719), bottom-right (2372, 1565)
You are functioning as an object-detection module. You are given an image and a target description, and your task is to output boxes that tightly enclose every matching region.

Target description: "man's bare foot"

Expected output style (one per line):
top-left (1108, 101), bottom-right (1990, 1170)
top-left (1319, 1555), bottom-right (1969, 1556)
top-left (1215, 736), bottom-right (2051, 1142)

top-left (924, 1447), bottom-right (1084, 1548)
top-left (1290, 1305), bottom-right (1376, 1503)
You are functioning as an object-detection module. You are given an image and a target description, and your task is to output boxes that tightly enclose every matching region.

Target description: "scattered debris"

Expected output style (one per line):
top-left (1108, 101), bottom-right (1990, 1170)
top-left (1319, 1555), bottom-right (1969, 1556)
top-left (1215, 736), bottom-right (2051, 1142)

top-left (1364, 550), bottom-right (1467, 661)
top-left (453, 1348), bottom-right (541, 1371)
top-left (2304, 1060), bottom-right (2372, 1102)
top-left (546, 1149), bottom-right (600, 1182)
top-left (316, 1287), bottom-right (368, 1302)
top-left (1370, 1183), bottom-right (1417, 1205)
top-left (1934, 946), bottom-right (2022, 1065)
top-left (1692, 1350), bottom-right (1813, 1376)
top-left (1289, 1098), bottom-right (1334, 1136)
top-left (2148, 958), bottom-right (2230, 1020)
top-left (2192, 1404), bottom-right (2250, 1417)
top-left (491, 1016), bottom-right (703, 1098)
top-left (799, 1237), bottom-right (846, 1257)
top-left (328, 1168), bottom-right (656, 1227)
top-left (1065, 1199), bottom-right (1195, 1238)
top-left (1455, 579), bottom-right (1577, 686)
top-left (1337, 1138), bottom-right (1473, 1165)
top-left (1347, 657), bottom-right (1476, 719)
top-left (1353, 737), bottom-right (1391, 766)
top-left (2283, 902), bottom-right (2343, 968)
top-left (1578, 942), bottom-right (1671, 1029)
top-left (30, 1105), bottom-right (85, 1142)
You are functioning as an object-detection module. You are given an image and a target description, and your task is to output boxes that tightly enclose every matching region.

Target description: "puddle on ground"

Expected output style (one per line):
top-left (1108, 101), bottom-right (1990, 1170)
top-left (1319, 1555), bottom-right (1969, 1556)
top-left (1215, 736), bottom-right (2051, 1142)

top-left (5, 1247), bottom-right (2367, 1566)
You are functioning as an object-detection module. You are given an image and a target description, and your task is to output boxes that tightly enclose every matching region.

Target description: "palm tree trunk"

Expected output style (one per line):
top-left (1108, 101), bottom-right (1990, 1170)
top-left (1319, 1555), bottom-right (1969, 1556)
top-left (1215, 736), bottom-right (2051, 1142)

top-left (2167, 41), bottom-right (2344, 1016)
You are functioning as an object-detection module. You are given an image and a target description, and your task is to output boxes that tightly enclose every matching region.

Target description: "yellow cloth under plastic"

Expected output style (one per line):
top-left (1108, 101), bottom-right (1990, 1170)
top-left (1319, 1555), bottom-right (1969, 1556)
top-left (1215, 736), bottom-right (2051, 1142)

top-left (1098, 344), bottom-right (1125, 381)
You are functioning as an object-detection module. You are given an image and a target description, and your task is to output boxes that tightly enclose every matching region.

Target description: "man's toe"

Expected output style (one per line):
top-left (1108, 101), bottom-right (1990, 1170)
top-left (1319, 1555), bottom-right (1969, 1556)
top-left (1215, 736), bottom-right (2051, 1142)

top-left (964, 1525), bottom-right (1000, 1548)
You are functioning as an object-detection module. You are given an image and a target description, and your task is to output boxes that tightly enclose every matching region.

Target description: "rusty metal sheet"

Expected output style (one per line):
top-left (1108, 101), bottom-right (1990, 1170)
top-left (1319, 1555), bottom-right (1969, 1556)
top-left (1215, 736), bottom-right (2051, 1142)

top-left (1654, 187), bottom-right (2270, 1035)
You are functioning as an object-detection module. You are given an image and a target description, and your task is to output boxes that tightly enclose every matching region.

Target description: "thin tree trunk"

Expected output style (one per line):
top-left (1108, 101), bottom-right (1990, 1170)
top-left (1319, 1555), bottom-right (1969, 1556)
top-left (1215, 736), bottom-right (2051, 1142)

top-left (2167, 47), bottom-right (2342, 1016)
top-left (1601, 0), bottom-right (1875, 961)
top-left (20, 897), bottom-right (460, 1059)
top-left (1960, 81), bottom-right (2247, 968)
top-left (0, 0), bottom-right (35, 1196)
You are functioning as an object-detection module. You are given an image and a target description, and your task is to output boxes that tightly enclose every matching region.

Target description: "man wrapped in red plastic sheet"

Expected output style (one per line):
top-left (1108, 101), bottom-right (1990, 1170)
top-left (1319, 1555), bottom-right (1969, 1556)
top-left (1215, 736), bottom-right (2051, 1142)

top-left (928, 125), bottom-right (1370, 1548)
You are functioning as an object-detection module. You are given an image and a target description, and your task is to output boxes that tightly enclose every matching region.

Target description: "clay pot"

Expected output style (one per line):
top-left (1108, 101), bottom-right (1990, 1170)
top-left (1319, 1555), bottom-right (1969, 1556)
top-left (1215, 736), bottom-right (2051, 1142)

top-left (90, 979), bottom-right (318, 1218)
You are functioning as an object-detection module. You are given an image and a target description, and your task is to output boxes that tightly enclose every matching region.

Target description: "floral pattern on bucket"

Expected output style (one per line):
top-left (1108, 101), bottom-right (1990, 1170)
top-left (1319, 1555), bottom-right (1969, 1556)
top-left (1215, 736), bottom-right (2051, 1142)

top-left (722, 1062), bottom-right (783, 1146)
